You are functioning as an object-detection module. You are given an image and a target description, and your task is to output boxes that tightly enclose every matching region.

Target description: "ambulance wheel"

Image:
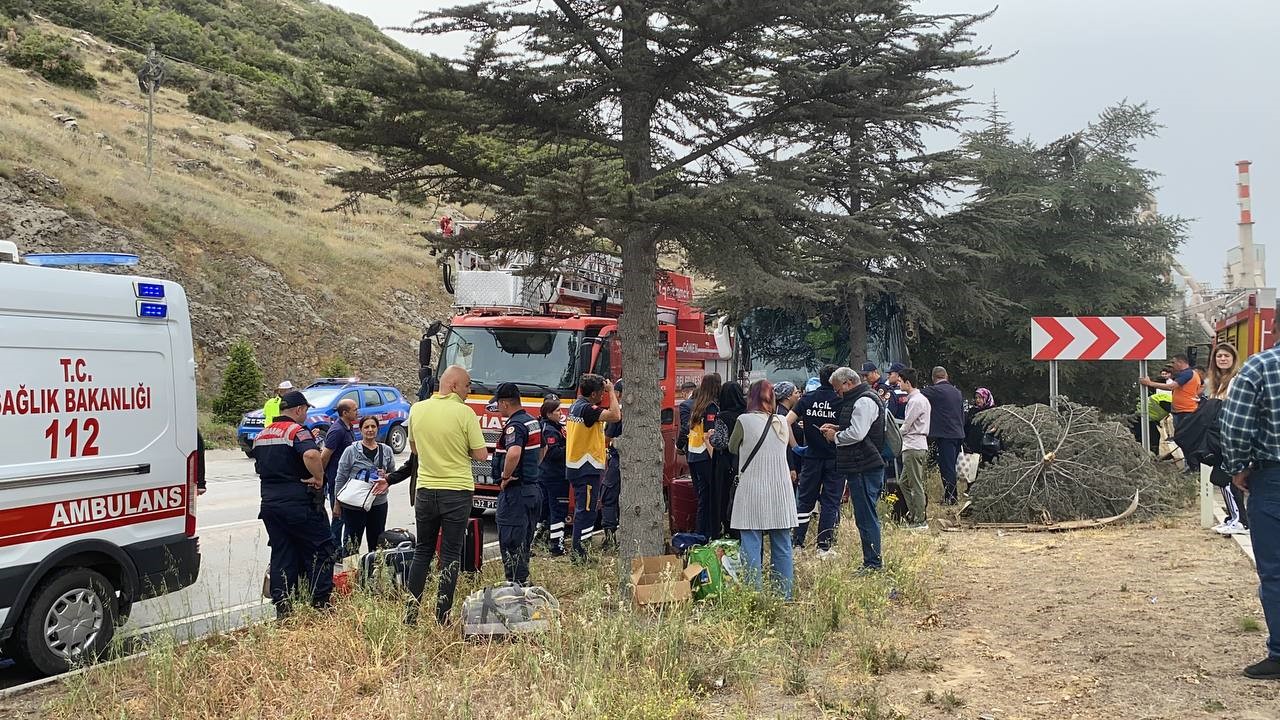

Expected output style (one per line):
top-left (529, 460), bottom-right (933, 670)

top-left (387, 423), bottom-right (408, 454)
top-left (13, 568), bottom-right (118, 677)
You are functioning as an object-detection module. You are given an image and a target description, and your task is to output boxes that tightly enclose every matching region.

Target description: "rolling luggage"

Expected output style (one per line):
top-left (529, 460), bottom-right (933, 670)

top-left (436, 517), bottom-right (483, 573)
top-left (359, 541), bottom-right (415, 592)
top-left (379, 527), bottom-right (415, 549)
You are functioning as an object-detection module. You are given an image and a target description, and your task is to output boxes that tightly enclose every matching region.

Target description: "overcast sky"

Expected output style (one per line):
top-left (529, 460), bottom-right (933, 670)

top-left (327, 0), bottom-right (1280, 291)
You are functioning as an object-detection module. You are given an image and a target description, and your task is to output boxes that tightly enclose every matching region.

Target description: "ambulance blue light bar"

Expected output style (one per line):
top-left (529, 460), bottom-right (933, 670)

top-left (23, 252), bottom-right (140, 267)
top-left (137, 301), bottom-right (168, 319)
top-left (134, 282), bottom-right (166, 299)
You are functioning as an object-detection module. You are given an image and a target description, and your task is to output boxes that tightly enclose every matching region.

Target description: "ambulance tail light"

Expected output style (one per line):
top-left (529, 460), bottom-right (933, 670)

top-left (186, 450), bottom-right (199, 538)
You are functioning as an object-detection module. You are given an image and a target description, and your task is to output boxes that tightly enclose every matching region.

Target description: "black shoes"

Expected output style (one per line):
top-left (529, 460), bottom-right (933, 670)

top-left (1244, 657), bottom-right (1280, 680)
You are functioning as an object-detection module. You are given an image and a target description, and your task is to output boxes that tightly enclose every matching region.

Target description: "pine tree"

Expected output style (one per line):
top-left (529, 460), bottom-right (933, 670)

top-left (296, 1), bottom-right (995, 561)
top-left (213, 340), bottom-right (264, 424)
top-left (914, 102), bottom-right (1186, 411)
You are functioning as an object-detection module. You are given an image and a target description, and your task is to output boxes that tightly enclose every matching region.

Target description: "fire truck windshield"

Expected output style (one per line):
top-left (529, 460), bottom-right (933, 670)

top-left (440, 327), bottom-right (581, 395)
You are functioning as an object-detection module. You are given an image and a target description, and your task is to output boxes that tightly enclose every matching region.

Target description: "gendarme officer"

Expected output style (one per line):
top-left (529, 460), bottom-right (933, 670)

top-left (492, 382), bottom-right (543, 585)
top-left (252, 390), bottom-right (336, 617)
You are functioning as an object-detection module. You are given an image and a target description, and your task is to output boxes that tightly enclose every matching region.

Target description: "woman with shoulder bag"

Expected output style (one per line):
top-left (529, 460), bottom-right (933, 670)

top-left (729, 380), bottom-right (797, 600)
top-left (334, 416), bottom-right (397, 554)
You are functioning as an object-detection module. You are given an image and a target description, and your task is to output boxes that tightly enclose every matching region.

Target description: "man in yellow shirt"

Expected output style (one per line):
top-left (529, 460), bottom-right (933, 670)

top-left (405, 365), bottom-right (488, 624)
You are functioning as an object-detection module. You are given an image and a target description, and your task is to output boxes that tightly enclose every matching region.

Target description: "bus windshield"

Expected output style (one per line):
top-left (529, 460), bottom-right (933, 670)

top-left (439, 327), bottom-right (582, 395)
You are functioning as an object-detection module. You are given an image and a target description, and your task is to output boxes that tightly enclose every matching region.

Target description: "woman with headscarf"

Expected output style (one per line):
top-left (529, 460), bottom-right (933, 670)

top-left (964, 387), bottom-right (997, 457)
top-left (711, 380), bottom-right (748, 538)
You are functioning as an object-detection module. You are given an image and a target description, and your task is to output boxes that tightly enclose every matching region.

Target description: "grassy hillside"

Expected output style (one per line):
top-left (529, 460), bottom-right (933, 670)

top-left (1, 0), bottom-right (418, 130)
top-left (0, 19), bottom-right (455, 403)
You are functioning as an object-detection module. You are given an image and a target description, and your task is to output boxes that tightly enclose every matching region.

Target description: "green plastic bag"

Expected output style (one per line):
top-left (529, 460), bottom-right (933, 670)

top-left (687, 545), bottom-right (725, 600)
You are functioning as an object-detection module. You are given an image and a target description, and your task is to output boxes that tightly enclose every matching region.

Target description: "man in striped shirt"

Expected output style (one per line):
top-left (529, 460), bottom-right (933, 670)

top-left (1220, 344), bottom-right (1280, 680)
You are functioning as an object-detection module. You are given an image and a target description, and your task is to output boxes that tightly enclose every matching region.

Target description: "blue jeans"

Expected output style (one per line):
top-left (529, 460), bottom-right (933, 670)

top-left (934, 438), bottom-right (962, 504)
top-left (794, 457), bottom-right (842, 550)
top-left (739, 528), bottom-right (794, 600)
top-left (690, 459), bottom-right (715, 539)
top-left (845, 467), bottom-right (885, 569)
top-left (1249, 464), bottom-right (1280, 659)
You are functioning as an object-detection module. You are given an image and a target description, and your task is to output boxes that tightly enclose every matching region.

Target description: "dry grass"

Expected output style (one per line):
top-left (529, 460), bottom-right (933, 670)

top-left (0, 22), bottom-right (459, 388)
top-left (38, 519), bottom-right (939, 720)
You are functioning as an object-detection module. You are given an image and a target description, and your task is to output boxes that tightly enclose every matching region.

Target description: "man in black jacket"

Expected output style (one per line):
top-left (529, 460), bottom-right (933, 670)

top-left (820, 367), bottom-right (886, 571)
top-left (921, 366), bottom-right (965, 505)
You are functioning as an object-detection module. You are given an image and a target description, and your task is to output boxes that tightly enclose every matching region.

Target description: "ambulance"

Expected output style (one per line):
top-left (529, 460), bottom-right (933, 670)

top-left (0, 241), bottom-right (201, 676)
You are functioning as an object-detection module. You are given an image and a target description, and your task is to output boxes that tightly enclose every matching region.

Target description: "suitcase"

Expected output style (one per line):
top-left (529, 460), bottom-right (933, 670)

top-left (379, 527), bottom-right (415, 549)
top-left (436, 517), bottom-right (483, 573)
top-left (359, 541), bottom-right (415, 592)
top-left (667, 476), bottom-right (698, 534)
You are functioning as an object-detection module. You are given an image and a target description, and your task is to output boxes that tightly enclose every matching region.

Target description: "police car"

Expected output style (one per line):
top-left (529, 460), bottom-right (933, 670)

top-left (236, 378), bottom-right (411, 455)
top-left (0, 242), bottom-right (201, 676)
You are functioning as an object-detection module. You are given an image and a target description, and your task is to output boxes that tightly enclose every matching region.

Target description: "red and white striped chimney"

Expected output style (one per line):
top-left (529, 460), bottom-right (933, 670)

top-left (1238, 160), bottom-right (1254, 225)
top-left (1236, 160), bottom-right (1261, 288)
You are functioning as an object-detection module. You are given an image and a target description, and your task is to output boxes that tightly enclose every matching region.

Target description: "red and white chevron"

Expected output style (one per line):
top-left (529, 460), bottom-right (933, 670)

top-left (1030, 316), bottom-right (1166, 361)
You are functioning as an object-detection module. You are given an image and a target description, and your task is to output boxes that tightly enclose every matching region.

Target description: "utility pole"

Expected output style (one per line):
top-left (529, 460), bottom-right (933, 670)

top-left (136, 45), bottom-right (166, 179)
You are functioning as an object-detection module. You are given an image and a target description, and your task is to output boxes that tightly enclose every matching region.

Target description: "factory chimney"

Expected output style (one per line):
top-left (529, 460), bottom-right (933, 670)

top-left (1236, 160), bottom-right (1264, 288)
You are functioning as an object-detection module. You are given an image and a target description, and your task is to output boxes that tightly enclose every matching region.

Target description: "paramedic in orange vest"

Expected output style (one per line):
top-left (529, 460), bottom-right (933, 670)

top-left (564, 374), bottom-right (622, 561)
top-left (1141, 353), bottom-right (1203, 472)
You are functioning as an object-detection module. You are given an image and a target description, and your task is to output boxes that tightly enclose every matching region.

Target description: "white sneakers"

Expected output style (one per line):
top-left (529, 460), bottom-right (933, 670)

top-left (1213, 520), bottom-right (1250, 536)
top-left (816, 548), bottom-right (839, 561)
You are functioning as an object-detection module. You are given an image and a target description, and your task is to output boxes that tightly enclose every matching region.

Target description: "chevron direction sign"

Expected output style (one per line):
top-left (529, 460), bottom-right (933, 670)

top-left (1031, 316), bottom-right (1167, 361)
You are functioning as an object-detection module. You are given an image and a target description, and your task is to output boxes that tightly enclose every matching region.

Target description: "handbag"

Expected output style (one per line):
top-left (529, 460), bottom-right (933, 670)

top-left (337, 468), bottom-right (378, 510)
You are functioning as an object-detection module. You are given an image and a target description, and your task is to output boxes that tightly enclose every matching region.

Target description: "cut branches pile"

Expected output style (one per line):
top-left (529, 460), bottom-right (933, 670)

top-left (967, 401), bottom-right (1194, 524)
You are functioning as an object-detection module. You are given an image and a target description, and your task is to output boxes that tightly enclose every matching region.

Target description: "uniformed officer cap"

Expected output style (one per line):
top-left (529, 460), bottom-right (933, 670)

top-left (278, 390), bottom-right (312, 410)
top-left (493, 382), bottom-right (521, 401)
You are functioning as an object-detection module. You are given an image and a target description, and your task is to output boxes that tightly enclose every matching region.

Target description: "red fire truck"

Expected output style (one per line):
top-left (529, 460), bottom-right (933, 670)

top-left (1212, 288), bottom-right (1277, 359)
top-left (428, 252), bottom-right (736, 531)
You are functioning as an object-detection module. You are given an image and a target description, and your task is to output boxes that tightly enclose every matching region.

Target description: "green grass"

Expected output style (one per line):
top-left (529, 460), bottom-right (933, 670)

top-left (197, 410), bottom-right (238, 450)
top-left (1237, 616), bottom-right (1264, 633)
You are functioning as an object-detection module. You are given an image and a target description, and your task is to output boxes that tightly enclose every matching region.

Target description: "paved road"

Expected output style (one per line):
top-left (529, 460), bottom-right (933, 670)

top-left (1, 448), bottom-right (498, 688)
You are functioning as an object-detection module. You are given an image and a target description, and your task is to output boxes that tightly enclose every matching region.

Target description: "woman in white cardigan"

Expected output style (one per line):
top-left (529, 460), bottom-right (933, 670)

top-left (729, 379), bottom-right (797, 600)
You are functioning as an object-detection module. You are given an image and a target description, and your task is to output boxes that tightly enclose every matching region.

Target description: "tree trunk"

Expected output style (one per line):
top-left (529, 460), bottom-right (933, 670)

top-left (845, 288), bottom-right (867, 368)
top-left (615, 0), bottom-right (665, 581)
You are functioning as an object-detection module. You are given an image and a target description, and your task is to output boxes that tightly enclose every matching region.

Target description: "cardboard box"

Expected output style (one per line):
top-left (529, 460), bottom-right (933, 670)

top-left (631, 555), bottom-right (702, 606)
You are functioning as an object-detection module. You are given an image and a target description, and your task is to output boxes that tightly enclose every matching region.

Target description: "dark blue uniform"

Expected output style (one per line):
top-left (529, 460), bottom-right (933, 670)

top-left (792, 385), bottom-right (842, 550)
top-left (540, 416), bottom-right (569, 555)
top-left (601, 419), bottom-right (623, 533)
top-left (493, 409), bottom-right (543, 585)
top-left (253, 418), bottom-right (335, 616)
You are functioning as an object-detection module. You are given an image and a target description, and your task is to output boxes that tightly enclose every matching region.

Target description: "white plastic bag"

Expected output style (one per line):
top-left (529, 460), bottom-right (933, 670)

top-left (957, 451), bottom-right (980, 485)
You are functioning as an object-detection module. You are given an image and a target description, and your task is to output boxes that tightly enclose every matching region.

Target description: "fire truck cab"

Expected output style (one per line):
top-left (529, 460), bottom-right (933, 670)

top-left (0, 242), bottom-right (201, 676)
top-left (431, 252), bottom-right (733, 529)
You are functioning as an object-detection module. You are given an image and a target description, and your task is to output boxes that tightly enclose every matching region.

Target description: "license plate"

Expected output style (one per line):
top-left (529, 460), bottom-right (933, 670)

top-left (472, 496), bottom-right (498, 511)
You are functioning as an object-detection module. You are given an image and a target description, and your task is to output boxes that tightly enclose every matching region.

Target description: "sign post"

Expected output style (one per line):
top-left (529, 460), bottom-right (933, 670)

top-left (1031, 315), bottom-right (1167, 419)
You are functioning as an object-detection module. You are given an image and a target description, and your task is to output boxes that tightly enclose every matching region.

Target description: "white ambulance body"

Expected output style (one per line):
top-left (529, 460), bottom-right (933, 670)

top-left (0, 246), bottom-right (201, 676)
